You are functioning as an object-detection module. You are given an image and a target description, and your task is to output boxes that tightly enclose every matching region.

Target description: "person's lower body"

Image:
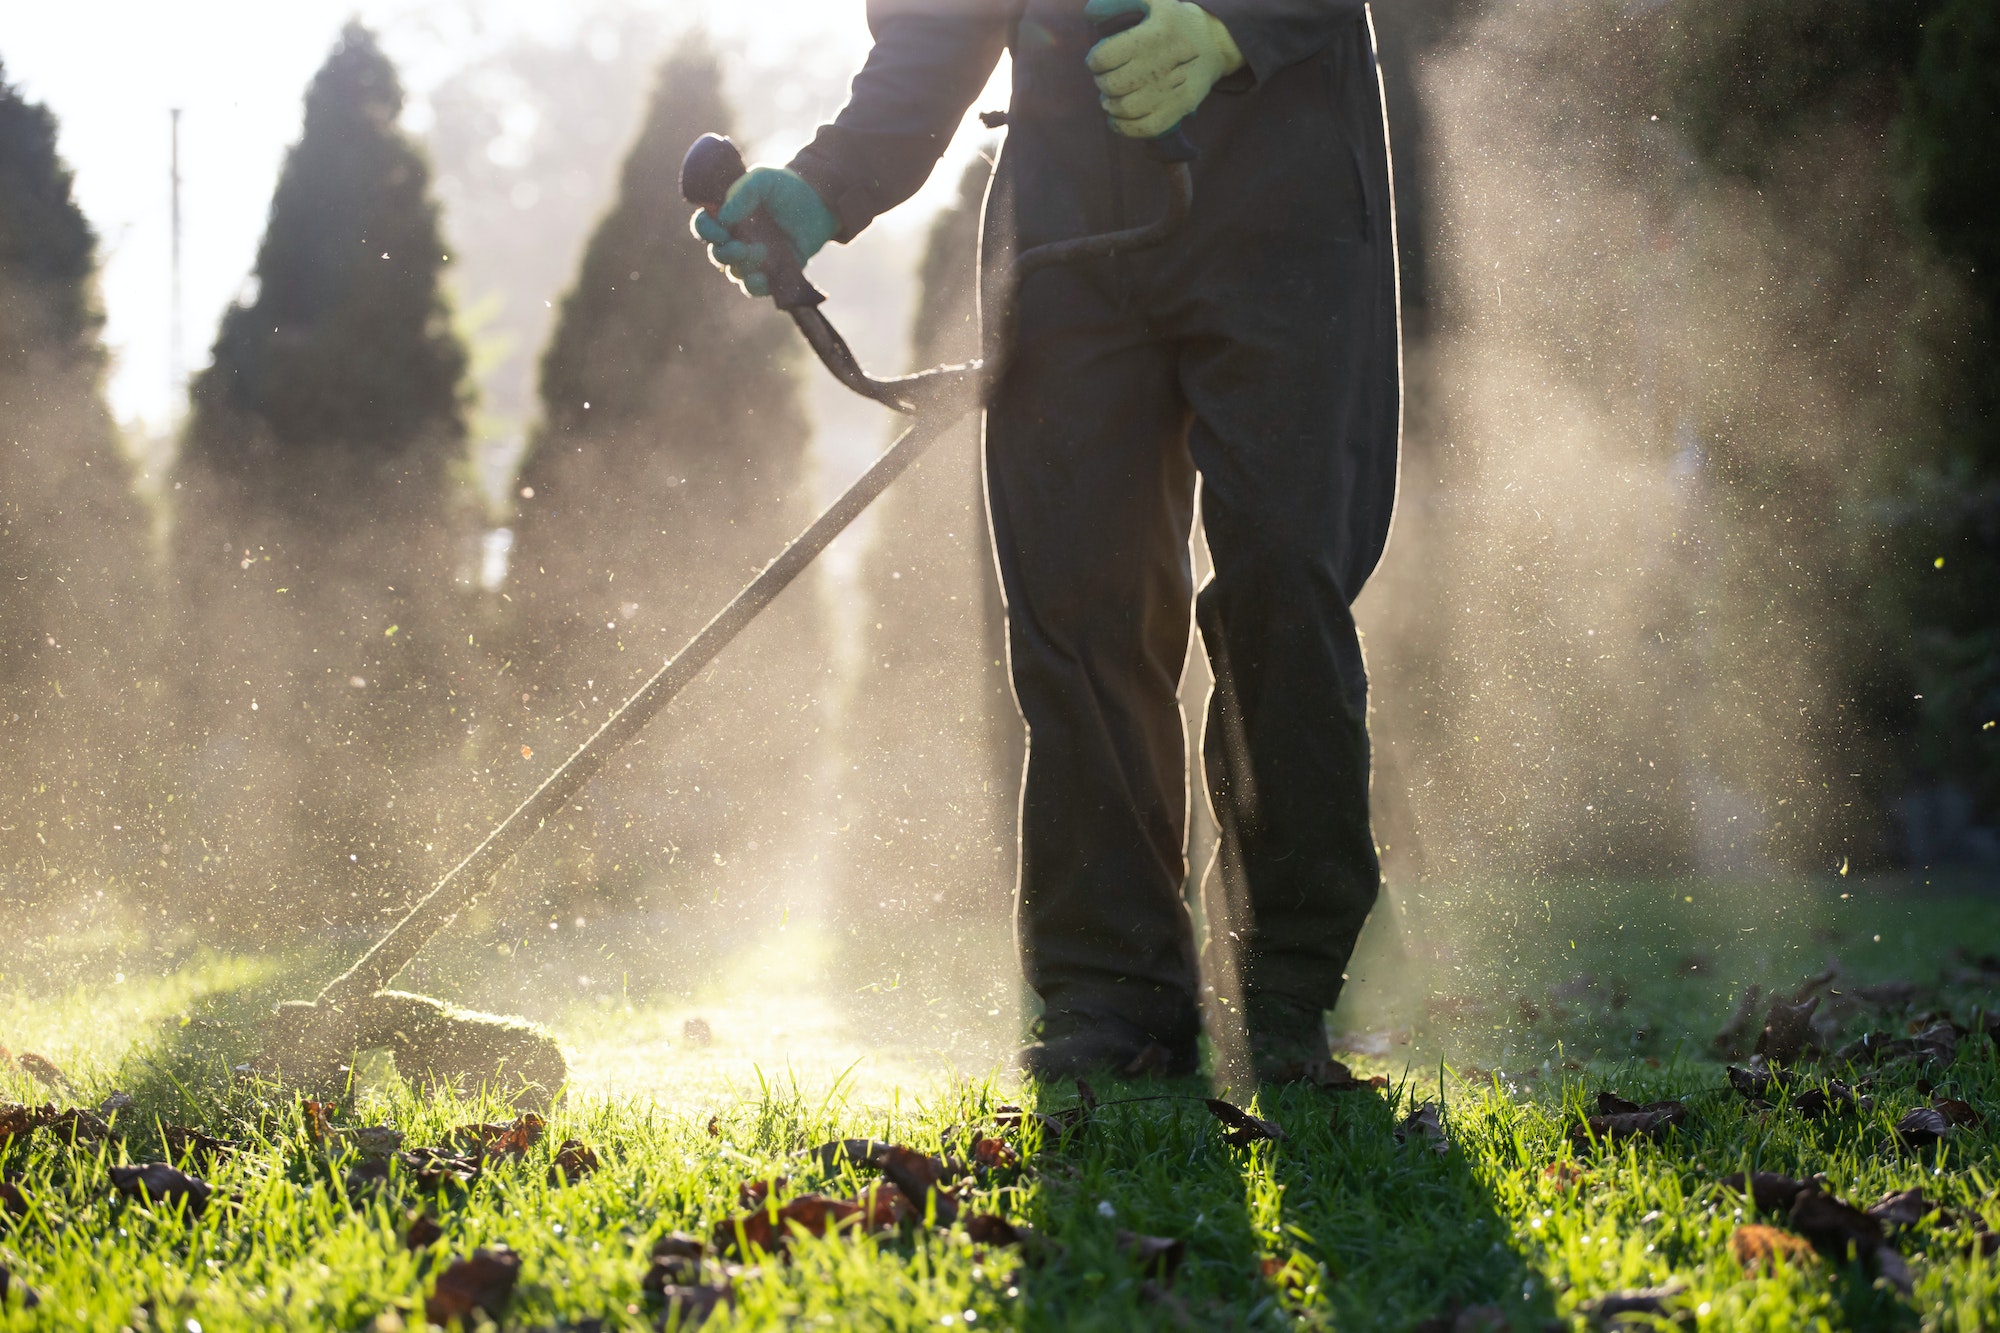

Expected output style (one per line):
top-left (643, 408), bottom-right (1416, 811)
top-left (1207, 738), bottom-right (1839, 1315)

top-left (988, 18), bottom-right (1400, 1082)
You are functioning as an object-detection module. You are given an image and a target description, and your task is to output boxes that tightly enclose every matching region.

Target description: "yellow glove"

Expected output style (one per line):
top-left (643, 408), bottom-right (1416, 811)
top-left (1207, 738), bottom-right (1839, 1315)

top-left (1084, 0), bottom-right (1244, 141)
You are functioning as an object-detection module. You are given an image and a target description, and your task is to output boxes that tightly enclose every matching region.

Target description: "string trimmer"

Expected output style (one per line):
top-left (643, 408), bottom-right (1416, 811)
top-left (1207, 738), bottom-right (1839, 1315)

top-left (262, 14), bottom-right (1194, 1104)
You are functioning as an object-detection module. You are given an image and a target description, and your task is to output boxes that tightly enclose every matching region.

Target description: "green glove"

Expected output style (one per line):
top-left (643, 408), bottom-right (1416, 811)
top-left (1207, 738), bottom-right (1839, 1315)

top-left (1084, 0), bottom-right (1244, 141)
top-left (690, 166), bottom-right (839, 299)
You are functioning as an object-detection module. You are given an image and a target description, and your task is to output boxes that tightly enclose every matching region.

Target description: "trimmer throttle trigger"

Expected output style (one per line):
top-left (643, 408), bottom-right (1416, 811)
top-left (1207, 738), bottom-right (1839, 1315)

top-left (1087, 1), bottom-right (1200, 164)
top-left (677, 132), bottom-right (826, 311)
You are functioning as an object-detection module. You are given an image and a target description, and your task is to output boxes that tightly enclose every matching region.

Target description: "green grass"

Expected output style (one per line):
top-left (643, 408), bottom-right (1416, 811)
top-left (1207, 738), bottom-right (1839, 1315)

top-left (3, 877), bottom-right (1998, 1330)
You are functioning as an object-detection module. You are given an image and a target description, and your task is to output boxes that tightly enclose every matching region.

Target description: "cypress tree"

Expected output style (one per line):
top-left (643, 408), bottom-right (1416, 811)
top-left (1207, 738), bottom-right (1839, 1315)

top-left (169, 23), bottom-right (474, 936)
top-left (0, 60), bottom-right (161, 904)
top-left (844, 154), bottom-right (1019, 919)
top-left (503, 38), bottom-right (818, 906)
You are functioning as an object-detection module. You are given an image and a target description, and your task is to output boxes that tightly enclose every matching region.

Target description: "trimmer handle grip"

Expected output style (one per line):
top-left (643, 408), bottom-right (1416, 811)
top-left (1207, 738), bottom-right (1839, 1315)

top-left (1089, 2), bottom-right (1200, 164)
top-left (678, 132), bottom-right (826, 311)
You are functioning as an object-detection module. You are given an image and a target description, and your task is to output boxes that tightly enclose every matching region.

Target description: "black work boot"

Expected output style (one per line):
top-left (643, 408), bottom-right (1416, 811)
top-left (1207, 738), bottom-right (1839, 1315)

top-left (1019, 1009), bottom-right (1198, 1081)
top-left (1244, 992), bottom-right (1348, 1086)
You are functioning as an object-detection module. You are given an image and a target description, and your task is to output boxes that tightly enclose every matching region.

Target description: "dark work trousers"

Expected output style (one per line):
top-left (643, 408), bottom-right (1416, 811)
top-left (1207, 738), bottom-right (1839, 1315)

top-left (980, 15), bottom-right (1401, 1048)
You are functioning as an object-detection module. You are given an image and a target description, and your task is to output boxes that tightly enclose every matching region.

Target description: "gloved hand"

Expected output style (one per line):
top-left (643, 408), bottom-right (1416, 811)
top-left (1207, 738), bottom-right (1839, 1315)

top-left (689, 166), bottom-right (839, 299)
top-left (1084, 0), bottom-right (1244, 141)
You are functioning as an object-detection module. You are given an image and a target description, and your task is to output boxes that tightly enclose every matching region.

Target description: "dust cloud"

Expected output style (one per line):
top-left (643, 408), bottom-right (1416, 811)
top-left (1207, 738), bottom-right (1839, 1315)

top-left (2, 3), bottom-right (1963, 1101)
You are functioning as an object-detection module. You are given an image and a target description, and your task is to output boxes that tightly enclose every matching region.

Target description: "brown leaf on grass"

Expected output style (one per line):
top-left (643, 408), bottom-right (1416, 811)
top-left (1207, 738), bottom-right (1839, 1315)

top-left (855, 1181), bottom-right (914, 1230)
top-left (548, 1140), bottom-right (599, 1185)
top-left (1721, 1171), bottom-right (1812, 1215)
top-left (681, 1017), bottom-right (713, 1048)
top-left (15, 1054), bottom-right (73, 1096)
top-left (1837, 1022), bottom-right (1959, 1067)
top-left (1076, 1078), bottom-right (1099, 1112)
top-left (1713, 985), bottom-right (1764, 1058)
top-left (1755, 994), bottom-right (1821, 1064)
top-left (653, 1283), bottom-right (733, 1328)
top-left (1396, 1102), bottom-right (1449, 1154)
top-left (1579, 1283), bottom-right (1688, 1319)
top-left (397, 1147), bottom-right (481, 1190)
top-left (1896, 1106), bottom-right (1953, 1149)
top-left (1971, 1230), bottom-right (1999, 1257)
top-left (958, 1132), bottom-right (1021, 1173)
top-left (1726, 1062), bottom-right (1863, 1118)
top-left (641, 1233), bottom-right (706, 1293)
top-left (1206, 1099), bottom-right (1284, 1147)
top-left (404, 1210), bottom-right (444, 1250)
top-left (1542, 1161), bottom-right (1586, 1191)
top-left (1570, 1099), bottom-right (1686, 1148)
top-left (965, 1213), bottom-right (1033, 1247)
top-left (162, 1126), bottom-right (241, 1166)
top-left (477, 1113), bottom-right (546, 1162)
top-left (810, 1139), bottom-right (889, 1174)
top-left (1868, 1189), bottom-right (1934, 1228)
top-left (301, 1098), bottom-right (340, 1145)
top-left (1116, 1230), bottom-right (1185, 1282)
top-left (875, 1144), bottom-right (961, 1225)
top-left (0, 1103), bottom-right (52, 1143)
top-left (705, 1115), bottom-right (721, 1139)
top-left (109, 1162), bottom-right (212, 1214)
top-left (1733, 1223), bottom-right (1818, 1272)
top-left (0, 1181), bottom-right (26, 1217)
top-left (0, 1262), bottom-right (41, 1310)
top-left (1788, 1189), bottom-right (1885, 1260)
top-left (1932, 1097), bottom-right (1983, 1128)
top-left (713, 1194), bottom-right (862, 1254)
top-left (425, 1247), bottom-right (520, 1327)
top-left (1855, 979), bottom-right (1920, 1008)
top-left (737, 1177), bottom-right (788, 1210)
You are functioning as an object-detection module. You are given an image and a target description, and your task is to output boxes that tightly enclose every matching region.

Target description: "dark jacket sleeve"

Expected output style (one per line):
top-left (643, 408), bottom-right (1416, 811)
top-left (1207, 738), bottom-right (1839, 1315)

top-left (1195, 0), bottom-right (1370, 86)
top-left (788, 1), bottom-right (1013, 243)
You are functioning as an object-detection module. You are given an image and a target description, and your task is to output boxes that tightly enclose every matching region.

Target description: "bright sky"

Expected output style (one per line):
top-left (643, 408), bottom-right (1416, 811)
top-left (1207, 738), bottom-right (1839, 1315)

top-left (2, 0), bottom-right (1004, 433)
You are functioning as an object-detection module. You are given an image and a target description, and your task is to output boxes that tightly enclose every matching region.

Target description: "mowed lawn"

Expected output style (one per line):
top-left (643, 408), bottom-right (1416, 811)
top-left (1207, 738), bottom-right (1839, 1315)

top-left (2, 877), bottom-right (1998, 1331)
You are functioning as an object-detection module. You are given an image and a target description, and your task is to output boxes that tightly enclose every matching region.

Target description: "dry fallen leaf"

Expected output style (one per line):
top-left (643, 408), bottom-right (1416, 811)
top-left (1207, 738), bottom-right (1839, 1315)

top-left (478, 1113), bottom-right (546, 1162)
top-left (714, 1194), bottom-right (863, 1254)
top-left (1896, 1106), bottom-right (1953, 1149)
top-left (965, 1213), bottom-right (1031, 1247)
top-left (1732, 1223), bottom-right (1817, 1272)
top-left (1397, 1102), bottom-right (1449, 1154)
top-left (549, 1139), bottom-right (600, 1185)
top-left (426, 1247), bottom-right (520, 1327)
top-left (1788, 1189), bottom-right (1885, 1261)
top-left (1721, 1171), bottom-right (1811, 1215)
top-left (1755, 994), bottom-right (1821, 1064)
top-left (404, 1210), bottom-right (444, 1250)
top-left (874, 1144), bottom-right (962, 1225)
top-left (1868, 1188), bottom-right (1934, 1229)
top-left (162, 1126), bottom-right (242, 1166)
top-left (1206, 1098), bottom-right (1284, 1147)
top-left (397, 1147), bottom-right (481, 1190)
top-left (1542, 1161), bottom-right (1586, 1191)
top-left (301, 1099), bottom-right (337, 1145)
top-left (15, 1054), bottom-right (73, 1096)
top-left (1571, 1095), bottom-right (1686, 1147)
top-left (109, 1162), bottom-right (212, 1215)
top-left (682, 1017), bottom-right (713, 1048)
top-left (1932, 1096), bottom-right (1983, 1128)
top-left (0, 1181), bottom-right (26, 1217)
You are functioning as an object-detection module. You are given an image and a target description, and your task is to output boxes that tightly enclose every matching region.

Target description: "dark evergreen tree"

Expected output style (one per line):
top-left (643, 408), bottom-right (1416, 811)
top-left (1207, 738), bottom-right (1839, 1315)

top-left (503, 38), bottom-right (819, 907)
top-left (844, 153), bottom-right (1019, 920)
top-left (168, 23), bottom-right (475, 936)
top-left (0, 60), bottom-right (162, 907)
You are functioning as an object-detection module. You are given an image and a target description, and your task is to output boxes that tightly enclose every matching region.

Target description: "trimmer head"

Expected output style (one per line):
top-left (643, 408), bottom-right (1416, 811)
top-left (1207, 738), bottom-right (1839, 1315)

top-left (262, 992), bottom-right (565, 1110)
